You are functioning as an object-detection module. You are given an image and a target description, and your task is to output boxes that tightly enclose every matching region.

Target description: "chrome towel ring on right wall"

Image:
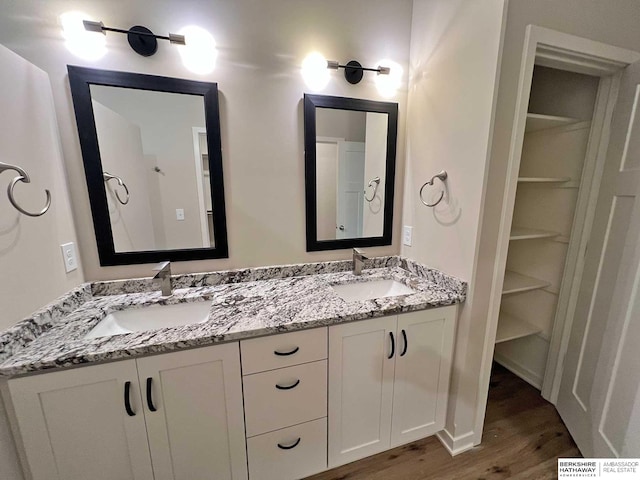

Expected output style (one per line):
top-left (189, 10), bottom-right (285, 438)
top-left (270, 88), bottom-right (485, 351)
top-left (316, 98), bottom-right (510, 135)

top-left (419, 170), bottom-right (448, 207)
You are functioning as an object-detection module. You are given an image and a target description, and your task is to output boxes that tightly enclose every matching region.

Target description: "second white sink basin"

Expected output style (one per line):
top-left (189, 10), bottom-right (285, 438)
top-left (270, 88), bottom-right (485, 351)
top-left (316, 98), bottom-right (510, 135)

top-left (332, 279), bottom-right (416, 302)
top-left (85, 301), bottom-right (212, 339)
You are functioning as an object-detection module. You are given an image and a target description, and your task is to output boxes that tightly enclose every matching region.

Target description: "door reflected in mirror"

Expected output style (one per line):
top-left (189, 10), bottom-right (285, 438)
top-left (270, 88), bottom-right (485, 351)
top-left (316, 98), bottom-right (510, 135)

top-left (304, 94), bottom-right (398, 252)
top-left (91, 86), bottom-right (214, 252)
top-left (315, 108), bottom-right (388, 240)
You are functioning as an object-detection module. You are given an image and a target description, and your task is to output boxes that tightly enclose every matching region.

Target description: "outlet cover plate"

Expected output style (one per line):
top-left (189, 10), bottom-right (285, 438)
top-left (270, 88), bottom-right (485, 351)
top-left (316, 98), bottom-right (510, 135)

top-left (403, 226), bottom-right (413, 246)
top-left (60, 242), bottom-right (78, 273)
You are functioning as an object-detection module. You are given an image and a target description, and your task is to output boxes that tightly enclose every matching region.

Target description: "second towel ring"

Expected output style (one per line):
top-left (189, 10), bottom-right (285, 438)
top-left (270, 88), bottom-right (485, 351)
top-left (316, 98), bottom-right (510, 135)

top-left (364, 176), bottom-right (381, 202)
top-left (103, 172), bottom-right (130, 205)
top-left (419, 170), bottom-right (448, 207)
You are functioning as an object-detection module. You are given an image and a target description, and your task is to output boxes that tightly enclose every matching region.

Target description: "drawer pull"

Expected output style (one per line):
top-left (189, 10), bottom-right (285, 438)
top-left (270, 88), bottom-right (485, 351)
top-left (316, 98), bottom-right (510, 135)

top-left (277, 437), bottom-right (301, 450)
top-left (388, 331), bottom-right (395, 359)
top-left (273, 346), bottom-right (300, 356)
top-left (275, 379), bottom-right (301, 390)
top-left (124, 381), bottom-right (135, 417)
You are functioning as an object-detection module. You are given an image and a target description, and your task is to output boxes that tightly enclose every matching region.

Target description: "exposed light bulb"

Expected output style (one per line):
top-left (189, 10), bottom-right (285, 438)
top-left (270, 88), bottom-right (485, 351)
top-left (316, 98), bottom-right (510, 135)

top-left (177, 26), bottom-right (217, 75)
top-left (60, 11), bottom-right (106, 61)
top-left (301, 52), bottom-right (330, 91)
top-left (375, 59), bottom-right (403, 98)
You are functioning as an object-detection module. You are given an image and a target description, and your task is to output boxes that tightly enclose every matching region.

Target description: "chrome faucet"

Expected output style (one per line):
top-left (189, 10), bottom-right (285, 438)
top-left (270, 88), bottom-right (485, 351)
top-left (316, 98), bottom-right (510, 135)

top-left (153, 261), bottom-right (172, 296)
top-left (353, 248), bottom-right (368, 275)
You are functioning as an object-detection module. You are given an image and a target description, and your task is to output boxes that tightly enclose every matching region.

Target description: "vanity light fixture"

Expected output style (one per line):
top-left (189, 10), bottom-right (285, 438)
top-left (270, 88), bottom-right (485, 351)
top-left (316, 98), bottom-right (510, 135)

top-left (327, 59), bottom-right (390, 85)
top-left (82, 20), bottom-right (186, 57)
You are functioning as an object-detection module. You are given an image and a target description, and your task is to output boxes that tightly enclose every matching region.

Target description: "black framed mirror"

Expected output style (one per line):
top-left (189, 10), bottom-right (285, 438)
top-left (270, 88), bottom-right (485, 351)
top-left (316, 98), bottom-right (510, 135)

top-left (304, 94), bottom-right (398, 251)
top-left (68, 66), bottom-right (228, 266)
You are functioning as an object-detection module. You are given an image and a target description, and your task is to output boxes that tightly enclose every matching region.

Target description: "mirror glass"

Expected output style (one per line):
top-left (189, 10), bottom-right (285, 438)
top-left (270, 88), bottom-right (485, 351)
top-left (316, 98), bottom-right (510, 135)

top-left (68, 66), bottom-right (228, 266)
top-left (91, 86), bottom-right (214, 252)
top-left (315, 108), bottom-right (388, 240)
top-left (304, 94), bottom-right (398, 252)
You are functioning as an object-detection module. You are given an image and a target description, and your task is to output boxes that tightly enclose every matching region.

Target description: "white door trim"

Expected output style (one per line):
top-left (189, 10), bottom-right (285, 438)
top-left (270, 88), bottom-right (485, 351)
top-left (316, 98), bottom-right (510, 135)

top-left (192, 127), bottom-right (210, 247)
top-left (475, 24), bottom-right (640, 445)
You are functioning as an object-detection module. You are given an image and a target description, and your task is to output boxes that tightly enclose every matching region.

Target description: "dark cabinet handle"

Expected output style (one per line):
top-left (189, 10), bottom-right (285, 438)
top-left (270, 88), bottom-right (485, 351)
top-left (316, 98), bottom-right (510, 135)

top-left (146, 377), bottom-right (157, 412)
top-left (277, 437), bottom-right (301, 450)
top-left (400, 329), bottom-right (408, 357)
top-left (124, 381), bottom-right (135, 417)
top-left (275, 379), bottom-right (300, 390)
top-left (274, 346), bottom-right (299, 356)
top-left (388, 331), bottom-right (395, 359)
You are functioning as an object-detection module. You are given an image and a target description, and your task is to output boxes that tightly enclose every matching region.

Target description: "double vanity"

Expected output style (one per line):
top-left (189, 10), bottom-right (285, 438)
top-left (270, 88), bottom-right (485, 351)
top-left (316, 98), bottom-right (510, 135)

top-left (0, 256), bottom-right (466, 480)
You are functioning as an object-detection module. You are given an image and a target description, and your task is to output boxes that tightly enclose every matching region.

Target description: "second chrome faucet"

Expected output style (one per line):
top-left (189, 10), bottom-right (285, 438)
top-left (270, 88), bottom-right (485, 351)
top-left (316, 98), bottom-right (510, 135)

top-left (153, 261), bottom-right (172, 296)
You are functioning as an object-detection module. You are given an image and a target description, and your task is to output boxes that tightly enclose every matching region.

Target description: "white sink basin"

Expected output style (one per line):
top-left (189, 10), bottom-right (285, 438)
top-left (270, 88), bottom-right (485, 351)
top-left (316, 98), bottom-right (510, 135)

top-left (85, 301), bottom-right (212, 339)
top-left (331, 279), bottom-right (416, 302)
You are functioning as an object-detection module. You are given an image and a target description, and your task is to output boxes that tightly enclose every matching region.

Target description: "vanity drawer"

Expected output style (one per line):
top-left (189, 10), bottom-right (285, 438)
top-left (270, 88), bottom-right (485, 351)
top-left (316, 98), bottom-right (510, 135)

top-left (247, 417), bottom-right (327, 480)
top-left (243, 360), bottom-right (327, 437)
top-left (240, 327), bottom-right (327, 374)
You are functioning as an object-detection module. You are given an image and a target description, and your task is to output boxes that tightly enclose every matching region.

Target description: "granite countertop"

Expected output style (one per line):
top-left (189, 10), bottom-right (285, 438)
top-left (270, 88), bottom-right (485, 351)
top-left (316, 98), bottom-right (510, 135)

top-left (0, 256), bottom-right (467, 377)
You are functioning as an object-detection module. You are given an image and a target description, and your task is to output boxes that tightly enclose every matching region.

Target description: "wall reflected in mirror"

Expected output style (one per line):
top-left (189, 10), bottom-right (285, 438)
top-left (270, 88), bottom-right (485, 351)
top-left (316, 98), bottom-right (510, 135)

top-left (315, 108), bottom-right (388, 240)
top-left (91, 86), bottom-right (214, 253)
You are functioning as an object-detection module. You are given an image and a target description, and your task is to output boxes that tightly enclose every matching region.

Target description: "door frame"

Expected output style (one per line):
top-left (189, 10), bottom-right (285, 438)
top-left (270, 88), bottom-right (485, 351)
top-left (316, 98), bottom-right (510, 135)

top-left (192, 127), bottom-right (211, 247)
top-left (476, 25), bottom-right (640, 443)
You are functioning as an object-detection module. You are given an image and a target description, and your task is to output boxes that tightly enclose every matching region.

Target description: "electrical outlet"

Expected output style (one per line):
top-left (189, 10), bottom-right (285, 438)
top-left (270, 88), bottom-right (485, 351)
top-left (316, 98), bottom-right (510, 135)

top-left (60, 242), bottom-right (78, 273)
top-left (176, 208), bottom-right (185, 221)
top-left (403, 226), bottom-right (413, 246)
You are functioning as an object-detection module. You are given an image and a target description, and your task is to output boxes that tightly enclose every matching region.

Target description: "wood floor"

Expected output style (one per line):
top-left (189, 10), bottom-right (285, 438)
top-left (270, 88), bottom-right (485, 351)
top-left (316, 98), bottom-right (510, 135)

top-left (306, 363), bottom-right (581, 480)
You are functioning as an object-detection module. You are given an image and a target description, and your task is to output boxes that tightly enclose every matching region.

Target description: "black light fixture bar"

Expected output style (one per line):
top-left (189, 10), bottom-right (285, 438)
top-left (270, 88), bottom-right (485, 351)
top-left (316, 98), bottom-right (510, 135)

top-left (83, 20), bottom-right (185, 57)
top-left (327, 59), bottom-right (390, 84)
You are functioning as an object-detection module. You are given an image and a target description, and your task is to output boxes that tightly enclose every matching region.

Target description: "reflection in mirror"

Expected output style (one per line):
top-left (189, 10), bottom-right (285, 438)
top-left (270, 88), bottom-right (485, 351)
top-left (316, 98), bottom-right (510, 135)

top-left (315, 108), bottom-right (388, 240)
top-left (304, 94), bottom-right (398, 252)
top-left (68, 66), bottom-right (228, 265)
top-left (90, 86), bottom-right (214, 252)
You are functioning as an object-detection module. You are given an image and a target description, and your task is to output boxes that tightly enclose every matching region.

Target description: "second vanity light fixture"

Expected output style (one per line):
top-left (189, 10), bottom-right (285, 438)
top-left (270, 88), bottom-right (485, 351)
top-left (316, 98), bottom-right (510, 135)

top-left (83, 20), bottom-right (186, 57)
top-left (327, 59), bottom-right (391, 84)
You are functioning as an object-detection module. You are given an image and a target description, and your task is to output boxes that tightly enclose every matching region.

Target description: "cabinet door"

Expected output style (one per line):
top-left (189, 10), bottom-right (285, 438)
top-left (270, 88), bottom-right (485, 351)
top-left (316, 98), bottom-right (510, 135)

top-left (390, 306), bottom-right (457, 447)
top-left (328, 316), bottom-right (396, 468)
top-left (136, 343), bottom-right (248, 480)
top-left (8, 361), bottom-right (153, 480)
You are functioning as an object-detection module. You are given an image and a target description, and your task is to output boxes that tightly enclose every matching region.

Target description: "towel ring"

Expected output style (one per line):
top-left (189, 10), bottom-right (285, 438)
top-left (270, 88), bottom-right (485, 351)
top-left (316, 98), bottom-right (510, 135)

top-left (103, 172), bottom-right (130, 205)
top-left (0, 161), bottom-right (51, 217)
top-left (419, 170), bottom-right (448, 207)
top-left (364, 176), bottom-right (381, 202)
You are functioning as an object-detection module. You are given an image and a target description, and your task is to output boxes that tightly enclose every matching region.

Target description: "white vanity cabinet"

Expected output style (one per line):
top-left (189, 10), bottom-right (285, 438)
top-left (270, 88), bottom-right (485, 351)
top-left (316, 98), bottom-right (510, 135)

top-left (328, 306), bottom-right (457, 468)
top-left (6, 342), bottom-right (247, 480)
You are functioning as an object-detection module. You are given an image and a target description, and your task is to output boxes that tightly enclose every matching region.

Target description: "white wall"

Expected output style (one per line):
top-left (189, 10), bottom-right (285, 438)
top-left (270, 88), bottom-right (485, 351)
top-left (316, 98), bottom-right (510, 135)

top-left (0, 0), bottom-right (412, 281)
top-left (0, 44), bottom-right (84, 480)
top-left (473, 0), bottom-right (640, 446)
top-left (92, 101), bottom-right (158, 251)
top-left (401, 0), bottom-right (507, 449)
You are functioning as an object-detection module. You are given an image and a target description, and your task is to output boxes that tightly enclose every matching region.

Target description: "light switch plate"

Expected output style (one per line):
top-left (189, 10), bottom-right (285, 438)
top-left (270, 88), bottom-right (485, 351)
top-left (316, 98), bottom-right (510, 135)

top-left (176, 208), bottom-right (185, 221)
top-left (60, 242), bottom-right (78, 273)
top-left (403, 226), bottom-right (413, 246)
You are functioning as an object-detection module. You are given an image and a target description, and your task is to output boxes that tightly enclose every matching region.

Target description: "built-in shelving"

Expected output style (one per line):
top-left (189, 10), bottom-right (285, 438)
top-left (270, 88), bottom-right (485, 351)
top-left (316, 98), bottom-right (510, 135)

top-left (496, 311), bottom-right (542, 343)
top-left (517, 176), bottom-right (572, 183)
top-left (525, 113), bottom-right (580, 132)
top-left (510, 227), bottom-right (559, 241)
top-left (502, 271), bottom-right (550, 295)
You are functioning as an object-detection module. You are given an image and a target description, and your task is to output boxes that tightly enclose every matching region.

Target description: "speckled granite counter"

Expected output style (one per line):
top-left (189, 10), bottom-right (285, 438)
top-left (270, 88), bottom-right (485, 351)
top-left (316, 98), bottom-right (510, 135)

top-left (0, 256), bottom-right (466, 376)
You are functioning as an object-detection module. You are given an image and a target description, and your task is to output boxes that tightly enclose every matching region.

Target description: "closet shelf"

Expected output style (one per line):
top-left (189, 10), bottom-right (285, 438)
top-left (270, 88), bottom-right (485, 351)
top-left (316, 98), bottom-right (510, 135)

top-left (517, 176), bottom-right (572, 183)
top-left (525, 113), bottom-right (580, 132)
top-left (496, 311), bottom-right (542, 343)
top-left (510, 227), bottom-right (559, 241)
top-left (503, 271), bottom-right (550, 295)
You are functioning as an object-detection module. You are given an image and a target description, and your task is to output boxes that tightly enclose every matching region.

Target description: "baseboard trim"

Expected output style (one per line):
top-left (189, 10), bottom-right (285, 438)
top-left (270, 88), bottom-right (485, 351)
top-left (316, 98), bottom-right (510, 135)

top-left (494, 352), bottom-right (543, 389)
top-left (436, 428), bottom-right (476, 456)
